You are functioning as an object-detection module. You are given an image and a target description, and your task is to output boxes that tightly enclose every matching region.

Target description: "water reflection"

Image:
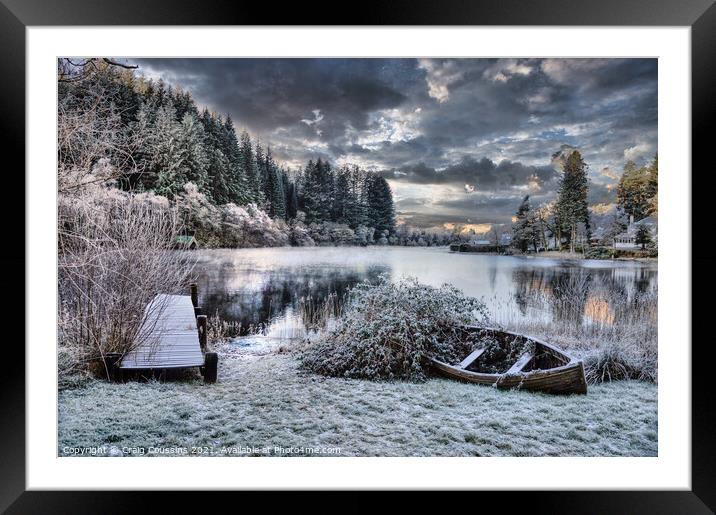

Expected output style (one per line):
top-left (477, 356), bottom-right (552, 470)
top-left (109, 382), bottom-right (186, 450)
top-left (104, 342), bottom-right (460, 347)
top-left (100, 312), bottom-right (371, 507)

top-left (191, 247), bottom-right (657, 336)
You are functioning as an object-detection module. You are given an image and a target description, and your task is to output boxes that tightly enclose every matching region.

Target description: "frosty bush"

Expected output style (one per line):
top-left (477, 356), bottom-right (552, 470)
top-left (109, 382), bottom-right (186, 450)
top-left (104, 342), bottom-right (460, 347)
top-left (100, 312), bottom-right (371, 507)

top-left (58, 187), bottom-right (195, 381)
top-left (583, 339), bottom-right (657, 384)
top-left (288, 215), bottom-right (316, 246)
top-left (301, 276), bottom-right (490, 381)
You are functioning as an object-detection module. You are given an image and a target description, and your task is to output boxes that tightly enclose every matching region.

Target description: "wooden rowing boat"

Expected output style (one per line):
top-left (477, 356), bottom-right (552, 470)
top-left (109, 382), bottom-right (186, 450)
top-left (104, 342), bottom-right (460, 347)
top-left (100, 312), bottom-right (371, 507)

top-left (428, 327), bottom-right (587, 394)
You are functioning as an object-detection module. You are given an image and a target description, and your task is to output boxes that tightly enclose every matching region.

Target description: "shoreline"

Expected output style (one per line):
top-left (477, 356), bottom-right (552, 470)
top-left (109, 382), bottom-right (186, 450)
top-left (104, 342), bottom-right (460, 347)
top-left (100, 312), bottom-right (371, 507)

top-left (183, 245), bottom-right (658, 263)
top-left (521, 250), bottom-right (658, 263)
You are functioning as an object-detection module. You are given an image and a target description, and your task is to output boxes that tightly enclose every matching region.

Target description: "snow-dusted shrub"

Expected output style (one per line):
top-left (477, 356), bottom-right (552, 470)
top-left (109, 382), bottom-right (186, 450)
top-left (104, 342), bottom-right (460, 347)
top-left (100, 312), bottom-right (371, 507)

top-left (57, 86), bottom-right (144, 193)
top-left (307, 222), bottom-right (358, 246)
top-left (307, 222), bottom-right (332, 246)
top-left (176, 182), bottom-right (224, 244)
top-left (329, 224), bottom-right (357, 245)
top-left (301, 276), bottom-right (490, 381)
top-left (58, 187), bottom-right (195, 381)
top-left (583, 339), bottom-right (657, 384)
top-left (288, 219), bottom-right (316, 247)
top-left (355, 225), bottom-right (375, 245)
top-left (176, 184), bottom-right (291, 248)
top-left (240, 203), bottom-right (290, 247)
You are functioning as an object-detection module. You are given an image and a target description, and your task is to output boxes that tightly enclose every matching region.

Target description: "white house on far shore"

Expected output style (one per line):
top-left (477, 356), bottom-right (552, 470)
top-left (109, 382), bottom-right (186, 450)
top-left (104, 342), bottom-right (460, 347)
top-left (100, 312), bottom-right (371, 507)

top-left (613, 216), bottom-right (658, 249)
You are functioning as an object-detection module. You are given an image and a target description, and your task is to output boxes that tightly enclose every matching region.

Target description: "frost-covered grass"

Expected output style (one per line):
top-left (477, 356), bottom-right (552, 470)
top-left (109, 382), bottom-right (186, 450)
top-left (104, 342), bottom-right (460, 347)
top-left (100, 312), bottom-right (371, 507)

top-left (58, 340), bottom-right (657, 457)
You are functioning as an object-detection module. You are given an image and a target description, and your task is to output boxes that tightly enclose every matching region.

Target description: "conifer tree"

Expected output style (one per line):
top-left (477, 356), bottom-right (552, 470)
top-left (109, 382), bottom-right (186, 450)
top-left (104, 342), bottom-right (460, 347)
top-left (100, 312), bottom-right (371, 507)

top-left (284, 173), bottom-right (298, 219)
top-left (555, 150), bottom-right (590, 252)
top-left (255, 141), bottom-right (268, 208)
top-left (239, 131), bottom-right (260, 204)
top-left (301, 159), bottom-right (322, 223)
top-left (175, 112), bottom-right (209, 191)
top-left (511, 195), bottom-right (539, 252)
top-left (333, 166), bottom-right (352, 224)
top-left (152, 105), bottom-right (186, 198)
top-left (222, 115), bottom-right (251, 204)
top-left (269, 160), bottom-right (287, 219)
top-left (200, 109), bottom-right (231, 204)
top-left (365, 173), bottom-right (396, 234)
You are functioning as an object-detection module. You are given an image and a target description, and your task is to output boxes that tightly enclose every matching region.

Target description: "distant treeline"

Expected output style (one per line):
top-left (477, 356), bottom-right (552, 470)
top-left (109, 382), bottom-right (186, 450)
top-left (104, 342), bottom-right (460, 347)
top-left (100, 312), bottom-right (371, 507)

top-left (57, 59), bottom-right (396, 238)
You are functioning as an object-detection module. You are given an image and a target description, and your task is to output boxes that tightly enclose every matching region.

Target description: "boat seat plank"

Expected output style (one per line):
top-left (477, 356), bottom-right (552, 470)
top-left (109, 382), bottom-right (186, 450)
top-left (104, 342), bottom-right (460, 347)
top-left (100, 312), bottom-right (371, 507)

top-left (505, 353), bottom-right (533, 375)
top-left (458, 348), bottom-right (485, 369)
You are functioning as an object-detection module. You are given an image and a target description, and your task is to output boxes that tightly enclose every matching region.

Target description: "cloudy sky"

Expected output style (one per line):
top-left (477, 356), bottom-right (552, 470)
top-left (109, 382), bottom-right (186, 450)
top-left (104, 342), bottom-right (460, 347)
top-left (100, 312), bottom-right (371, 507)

top-left (132, 58), bottom-right (657, 230)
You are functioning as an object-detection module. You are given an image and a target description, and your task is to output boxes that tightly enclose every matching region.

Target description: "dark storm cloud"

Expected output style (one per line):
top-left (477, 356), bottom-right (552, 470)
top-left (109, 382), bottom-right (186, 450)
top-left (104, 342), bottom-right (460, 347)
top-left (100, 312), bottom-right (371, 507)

top-left (133, 58), bottom-right (412, 136)
top-left (129, 57), bottom-right (656, 227)
top-left (384, 157), bottom-right (558, 189)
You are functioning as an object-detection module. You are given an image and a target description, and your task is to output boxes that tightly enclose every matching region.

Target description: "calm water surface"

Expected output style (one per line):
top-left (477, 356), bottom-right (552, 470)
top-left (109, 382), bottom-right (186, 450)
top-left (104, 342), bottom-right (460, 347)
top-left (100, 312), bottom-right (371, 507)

top-left (192, 246), bottom-right (657, 337)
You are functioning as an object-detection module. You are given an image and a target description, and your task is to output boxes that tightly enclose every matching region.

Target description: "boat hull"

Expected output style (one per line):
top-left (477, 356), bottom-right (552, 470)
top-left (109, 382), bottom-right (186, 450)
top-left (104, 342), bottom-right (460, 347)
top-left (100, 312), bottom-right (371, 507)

top-left (429, 327), bottom-right (588, 395)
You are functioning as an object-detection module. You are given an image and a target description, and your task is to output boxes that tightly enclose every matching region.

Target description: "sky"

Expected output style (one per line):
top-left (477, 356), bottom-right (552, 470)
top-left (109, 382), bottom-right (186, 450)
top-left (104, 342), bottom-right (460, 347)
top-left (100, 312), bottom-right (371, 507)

top-left (131, 58), bottom-right (658, 231)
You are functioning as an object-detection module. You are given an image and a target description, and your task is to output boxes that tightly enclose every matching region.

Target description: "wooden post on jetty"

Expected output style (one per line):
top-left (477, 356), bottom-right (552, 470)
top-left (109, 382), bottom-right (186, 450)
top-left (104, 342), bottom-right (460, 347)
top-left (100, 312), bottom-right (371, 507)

top-left (197, 315), bottom-right (207, 351)
top-left (190, 283), bottom-right (217, 383)
top-left (190, 282), bottom-right (202, 316)
top-left (104, 353), bottom-right (123, 383)
top-left (190, 283), bottom-right (198, 308)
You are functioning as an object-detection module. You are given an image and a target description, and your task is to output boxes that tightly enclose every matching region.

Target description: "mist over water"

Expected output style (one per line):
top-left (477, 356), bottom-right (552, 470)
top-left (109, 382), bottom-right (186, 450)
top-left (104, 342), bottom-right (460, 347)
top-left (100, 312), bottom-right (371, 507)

top-left (192, 247), bottom-right (657, 337)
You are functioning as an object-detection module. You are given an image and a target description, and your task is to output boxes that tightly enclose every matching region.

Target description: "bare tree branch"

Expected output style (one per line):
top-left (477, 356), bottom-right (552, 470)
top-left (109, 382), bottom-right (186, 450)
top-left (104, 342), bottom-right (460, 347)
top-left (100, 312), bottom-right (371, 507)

top-left (102, 58), bottom-right (138, 70)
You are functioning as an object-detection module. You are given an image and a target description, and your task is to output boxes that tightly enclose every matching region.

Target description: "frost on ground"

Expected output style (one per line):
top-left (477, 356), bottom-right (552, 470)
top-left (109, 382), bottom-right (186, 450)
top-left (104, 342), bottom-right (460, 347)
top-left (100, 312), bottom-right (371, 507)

top-left (58, 338), bottom-right (657, 457)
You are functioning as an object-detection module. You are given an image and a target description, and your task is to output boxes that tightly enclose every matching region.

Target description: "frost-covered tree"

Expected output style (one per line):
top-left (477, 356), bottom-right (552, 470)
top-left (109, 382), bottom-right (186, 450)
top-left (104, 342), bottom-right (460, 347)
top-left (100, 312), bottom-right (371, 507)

top-left (239, 131), bottom-right (260, 203)
top-left (617, 154), bottom-right (658, 221)
top-left (333, 166), bottom-right (353, 225)
top-left (365, 173), bottom-right (396, 234)
top-left (222, 115), bottom-right (251, 205)
top-left (152, 105), bottom-right (187, 198)
top-left (175, 112), bottom-right (209, 191)
top-left (635, 225), bottom-right (652, 250)
top-left (200, 109), bottom-right (232, 204)
top-left (283, 172), bottom-right (298, 220)
top-left (260, 147), bottom-right (287, 219)
top-left (301, 159), bottom-right (334, 223)
top-left (512, 195), bottom-right (539, 252)
top-left (555, 150), bottom-right (590, 252)
top-left (255, 141), bottom-right (268, 210)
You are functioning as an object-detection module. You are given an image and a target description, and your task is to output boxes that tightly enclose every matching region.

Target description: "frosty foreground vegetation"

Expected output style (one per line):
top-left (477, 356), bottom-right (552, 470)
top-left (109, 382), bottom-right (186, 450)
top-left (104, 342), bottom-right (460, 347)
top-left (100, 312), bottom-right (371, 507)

top-left (58, 344), bottom-right (657, 457)
top-left (300, 275), bottom-right (657, 384)
top-left (301, 277), bottom-right (490, 381)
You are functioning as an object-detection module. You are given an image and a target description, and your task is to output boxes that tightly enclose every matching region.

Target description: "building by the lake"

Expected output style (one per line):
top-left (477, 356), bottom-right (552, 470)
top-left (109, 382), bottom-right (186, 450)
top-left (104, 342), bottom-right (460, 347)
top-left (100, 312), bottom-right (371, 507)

top-left (613, 216), bottom-right (658, 249)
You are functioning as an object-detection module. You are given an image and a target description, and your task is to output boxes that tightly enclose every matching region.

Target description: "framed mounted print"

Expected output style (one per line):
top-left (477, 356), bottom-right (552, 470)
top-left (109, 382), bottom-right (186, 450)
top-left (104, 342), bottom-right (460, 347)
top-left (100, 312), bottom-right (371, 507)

top-left (3, 0), bottom-right (714, 511)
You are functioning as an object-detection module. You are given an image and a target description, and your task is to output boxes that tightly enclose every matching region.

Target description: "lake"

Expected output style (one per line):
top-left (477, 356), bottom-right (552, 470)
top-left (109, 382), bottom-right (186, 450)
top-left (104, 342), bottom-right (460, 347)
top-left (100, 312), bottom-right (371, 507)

top-left (191, 246), bottom-right (657, 338)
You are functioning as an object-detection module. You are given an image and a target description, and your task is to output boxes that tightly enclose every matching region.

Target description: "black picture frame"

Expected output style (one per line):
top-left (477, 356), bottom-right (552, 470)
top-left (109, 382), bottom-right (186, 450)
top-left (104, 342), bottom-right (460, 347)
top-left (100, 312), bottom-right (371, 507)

top-left (1, 0), bottom-right (713, 512)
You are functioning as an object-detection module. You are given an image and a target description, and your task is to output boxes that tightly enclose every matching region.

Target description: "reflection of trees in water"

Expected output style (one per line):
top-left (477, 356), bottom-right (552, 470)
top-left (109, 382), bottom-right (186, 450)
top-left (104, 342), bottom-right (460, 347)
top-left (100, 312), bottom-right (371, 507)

top-left (512, 266), bottom-right (657, 326)
top-left (487, 263), bottom-right (498, 292)
top-left (198, 265), bottom-right (388, 334)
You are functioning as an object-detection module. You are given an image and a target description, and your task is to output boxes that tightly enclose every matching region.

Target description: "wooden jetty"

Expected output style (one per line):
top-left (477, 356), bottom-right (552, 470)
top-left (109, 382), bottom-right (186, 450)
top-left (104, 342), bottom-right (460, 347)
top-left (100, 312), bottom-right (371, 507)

top-left (106, 284), bottom-right (218, 383)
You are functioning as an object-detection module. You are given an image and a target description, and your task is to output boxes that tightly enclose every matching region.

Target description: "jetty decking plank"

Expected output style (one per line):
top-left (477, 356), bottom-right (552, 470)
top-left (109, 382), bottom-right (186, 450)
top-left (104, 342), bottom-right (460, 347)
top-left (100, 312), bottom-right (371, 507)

top-left (121, 294), bottom-right (205, 369)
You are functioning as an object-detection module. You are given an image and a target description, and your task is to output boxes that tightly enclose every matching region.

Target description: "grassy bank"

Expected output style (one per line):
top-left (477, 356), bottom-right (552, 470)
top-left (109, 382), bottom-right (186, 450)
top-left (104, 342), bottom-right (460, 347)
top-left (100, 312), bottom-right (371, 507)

top-left (58, 340), bottom-right (657, 457)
